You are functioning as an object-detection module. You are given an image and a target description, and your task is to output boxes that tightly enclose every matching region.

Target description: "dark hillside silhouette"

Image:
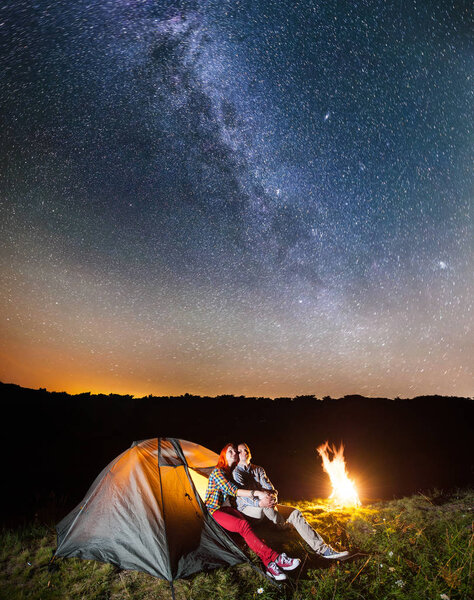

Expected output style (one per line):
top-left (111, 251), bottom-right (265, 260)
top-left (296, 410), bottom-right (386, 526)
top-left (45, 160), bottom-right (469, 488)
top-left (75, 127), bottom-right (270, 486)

top-left (1, 382), bottom-right (472, 526)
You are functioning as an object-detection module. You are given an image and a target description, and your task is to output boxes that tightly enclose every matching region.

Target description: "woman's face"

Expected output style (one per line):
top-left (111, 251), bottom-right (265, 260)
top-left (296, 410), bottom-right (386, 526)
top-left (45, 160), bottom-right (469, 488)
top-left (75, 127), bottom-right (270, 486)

top-left (225, 445), bottom-right (238, 468)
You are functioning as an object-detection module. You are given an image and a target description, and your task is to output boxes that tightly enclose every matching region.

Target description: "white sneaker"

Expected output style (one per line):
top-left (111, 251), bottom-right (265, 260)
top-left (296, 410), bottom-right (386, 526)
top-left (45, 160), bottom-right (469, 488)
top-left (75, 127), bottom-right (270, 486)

top-left (320, 546), bottom-right (349, 559)
top-left (266, 561), bottom-right (287, 580)
top-left (276, 552), bottom-right (301, 570)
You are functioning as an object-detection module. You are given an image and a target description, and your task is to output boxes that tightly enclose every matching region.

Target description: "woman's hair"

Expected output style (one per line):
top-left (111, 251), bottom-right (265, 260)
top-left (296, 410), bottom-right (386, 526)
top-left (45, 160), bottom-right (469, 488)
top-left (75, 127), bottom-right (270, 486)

top-left (216, 443), bottom-right (236, 471)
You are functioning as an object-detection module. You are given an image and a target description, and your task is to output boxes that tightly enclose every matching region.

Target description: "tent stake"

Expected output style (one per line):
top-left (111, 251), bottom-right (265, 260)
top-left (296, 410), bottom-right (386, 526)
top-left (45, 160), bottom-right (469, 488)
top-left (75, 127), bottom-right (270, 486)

top-left (169, 580), bottom-right (176, 600)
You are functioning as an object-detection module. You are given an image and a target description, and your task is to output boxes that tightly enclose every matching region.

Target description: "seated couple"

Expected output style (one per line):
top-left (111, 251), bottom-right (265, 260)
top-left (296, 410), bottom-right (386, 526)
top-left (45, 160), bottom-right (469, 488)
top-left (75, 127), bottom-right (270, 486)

top-left (204, 443), bottom-right (348, 581)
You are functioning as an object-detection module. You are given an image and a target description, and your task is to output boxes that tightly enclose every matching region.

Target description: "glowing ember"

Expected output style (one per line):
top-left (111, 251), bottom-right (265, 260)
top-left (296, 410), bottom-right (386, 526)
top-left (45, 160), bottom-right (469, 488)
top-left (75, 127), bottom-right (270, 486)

top-left (317, 441), bottom-right (361, 508)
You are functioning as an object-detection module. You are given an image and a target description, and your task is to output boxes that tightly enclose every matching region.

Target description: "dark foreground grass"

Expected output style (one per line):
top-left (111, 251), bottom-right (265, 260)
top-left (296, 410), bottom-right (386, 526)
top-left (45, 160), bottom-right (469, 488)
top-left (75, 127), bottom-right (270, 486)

top-left (1, 490), bottom-right (472, 599)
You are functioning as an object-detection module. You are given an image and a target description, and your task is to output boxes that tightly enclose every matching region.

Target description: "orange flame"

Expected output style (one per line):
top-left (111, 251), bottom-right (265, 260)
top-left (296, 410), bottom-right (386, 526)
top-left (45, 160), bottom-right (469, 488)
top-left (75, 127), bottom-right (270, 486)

top-left (317, 441), bottom-right (361, 508)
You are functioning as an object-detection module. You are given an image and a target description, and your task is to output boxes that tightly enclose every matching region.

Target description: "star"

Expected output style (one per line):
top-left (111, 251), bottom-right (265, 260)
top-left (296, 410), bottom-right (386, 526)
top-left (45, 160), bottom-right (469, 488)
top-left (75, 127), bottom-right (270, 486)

top-left (1, 0), bottom-right (471, 398)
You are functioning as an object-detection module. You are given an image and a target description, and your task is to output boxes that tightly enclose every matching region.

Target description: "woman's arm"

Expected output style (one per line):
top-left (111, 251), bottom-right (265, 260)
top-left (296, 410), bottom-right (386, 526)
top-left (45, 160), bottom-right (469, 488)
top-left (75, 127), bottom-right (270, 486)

top-left (236, 488), bottom-right (276, 507)
top-left (209, 469), bottom-right (275, 507)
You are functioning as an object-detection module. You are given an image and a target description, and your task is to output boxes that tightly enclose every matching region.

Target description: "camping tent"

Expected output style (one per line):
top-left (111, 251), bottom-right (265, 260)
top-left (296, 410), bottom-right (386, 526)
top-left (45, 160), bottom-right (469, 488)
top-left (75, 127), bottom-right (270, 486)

top-left (55, 438), bottom-right (258, 585)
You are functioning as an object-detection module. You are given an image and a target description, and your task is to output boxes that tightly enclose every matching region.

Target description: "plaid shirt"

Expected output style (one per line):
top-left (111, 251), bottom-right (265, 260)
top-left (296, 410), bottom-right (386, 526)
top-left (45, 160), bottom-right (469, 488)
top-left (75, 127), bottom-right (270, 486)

top-left (205, 468), bottom-right (239, 515)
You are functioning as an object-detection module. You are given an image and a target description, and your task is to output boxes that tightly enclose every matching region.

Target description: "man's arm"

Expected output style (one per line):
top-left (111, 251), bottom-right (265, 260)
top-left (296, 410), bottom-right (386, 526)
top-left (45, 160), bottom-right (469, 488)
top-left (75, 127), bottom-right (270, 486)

top-left (254, 466), bottom-right (277, 496)
top-left (232, 465), bottom-right (260, 508)
top-left (244, 465), bottom-right (277, 508)
top-left (232, 465), bottom-right (251, 487)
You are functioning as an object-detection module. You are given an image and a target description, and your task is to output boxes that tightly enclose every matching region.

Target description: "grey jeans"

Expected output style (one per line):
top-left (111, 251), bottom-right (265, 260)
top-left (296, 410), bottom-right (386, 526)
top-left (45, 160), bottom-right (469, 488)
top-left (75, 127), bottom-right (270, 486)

top-left (240, 504), bottom-right (325, 553)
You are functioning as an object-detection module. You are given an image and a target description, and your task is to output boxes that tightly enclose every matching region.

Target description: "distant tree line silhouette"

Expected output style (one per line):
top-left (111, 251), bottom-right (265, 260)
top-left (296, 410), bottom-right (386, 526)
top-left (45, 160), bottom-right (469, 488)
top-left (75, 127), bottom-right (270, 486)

top-left (1, 382), bottom-right (472, 526)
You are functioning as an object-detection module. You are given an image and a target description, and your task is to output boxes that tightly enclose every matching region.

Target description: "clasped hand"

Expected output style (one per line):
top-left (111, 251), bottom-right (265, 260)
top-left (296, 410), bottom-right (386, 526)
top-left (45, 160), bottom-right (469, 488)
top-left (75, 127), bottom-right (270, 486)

top-left (257, 491), bottom-right (277, 508)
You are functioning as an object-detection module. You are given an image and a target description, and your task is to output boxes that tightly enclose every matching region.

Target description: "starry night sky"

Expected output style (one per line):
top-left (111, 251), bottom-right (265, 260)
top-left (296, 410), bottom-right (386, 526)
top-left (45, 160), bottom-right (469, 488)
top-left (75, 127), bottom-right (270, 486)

top-left (1, 0), bottom-right (472, 398)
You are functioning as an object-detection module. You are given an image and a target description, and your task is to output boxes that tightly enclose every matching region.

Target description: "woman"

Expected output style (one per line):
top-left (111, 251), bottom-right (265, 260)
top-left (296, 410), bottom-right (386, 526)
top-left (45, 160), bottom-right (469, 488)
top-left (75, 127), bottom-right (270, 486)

top-left (205, 443), bottom-right (300, 581)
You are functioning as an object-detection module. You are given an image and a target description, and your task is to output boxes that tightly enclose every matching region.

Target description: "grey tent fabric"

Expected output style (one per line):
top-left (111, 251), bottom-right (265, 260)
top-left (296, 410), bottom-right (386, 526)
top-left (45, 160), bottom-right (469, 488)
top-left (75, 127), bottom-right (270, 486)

top-left (55, 438), bottom-right (256, 580)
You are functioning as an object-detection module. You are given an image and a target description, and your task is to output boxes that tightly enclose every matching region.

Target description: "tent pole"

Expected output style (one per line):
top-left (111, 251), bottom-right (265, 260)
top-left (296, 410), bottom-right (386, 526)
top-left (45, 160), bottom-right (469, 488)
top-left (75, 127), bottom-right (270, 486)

top-left (169, 581), bottom-right (176, 600)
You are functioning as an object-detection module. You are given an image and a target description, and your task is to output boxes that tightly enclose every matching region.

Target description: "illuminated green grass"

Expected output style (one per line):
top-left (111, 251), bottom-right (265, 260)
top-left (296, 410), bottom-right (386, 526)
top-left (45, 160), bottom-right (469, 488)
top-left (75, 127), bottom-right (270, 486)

top-left (1, 490), bottom-right (472, 599)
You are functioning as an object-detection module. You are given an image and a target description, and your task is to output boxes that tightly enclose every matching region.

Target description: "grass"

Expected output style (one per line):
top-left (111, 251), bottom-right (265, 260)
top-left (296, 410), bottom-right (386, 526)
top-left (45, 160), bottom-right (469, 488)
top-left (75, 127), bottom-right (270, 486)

top-left (1, 490), bottom-right (472, 599)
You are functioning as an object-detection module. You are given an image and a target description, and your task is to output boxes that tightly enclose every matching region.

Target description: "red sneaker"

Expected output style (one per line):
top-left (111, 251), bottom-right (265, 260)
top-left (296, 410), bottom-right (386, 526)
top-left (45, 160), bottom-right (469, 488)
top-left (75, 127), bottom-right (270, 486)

top-left (276, 553), bottom-right (301, 571)
top-left (266, 561), bottom-right (287, 581)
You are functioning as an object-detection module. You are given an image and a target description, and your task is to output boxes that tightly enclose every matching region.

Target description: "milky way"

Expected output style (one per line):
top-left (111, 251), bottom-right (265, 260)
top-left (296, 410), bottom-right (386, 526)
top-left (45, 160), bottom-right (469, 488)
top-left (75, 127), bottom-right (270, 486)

top-left (1, 0), bottom-right (472, 397)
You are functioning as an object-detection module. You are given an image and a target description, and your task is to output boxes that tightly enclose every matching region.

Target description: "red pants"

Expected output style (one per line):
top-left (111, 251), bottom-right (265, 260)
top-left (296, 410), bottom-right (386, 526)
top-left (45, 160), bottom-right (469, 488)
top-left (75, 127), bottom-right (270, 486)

top-left (212, 507), bottom-right (278, 566)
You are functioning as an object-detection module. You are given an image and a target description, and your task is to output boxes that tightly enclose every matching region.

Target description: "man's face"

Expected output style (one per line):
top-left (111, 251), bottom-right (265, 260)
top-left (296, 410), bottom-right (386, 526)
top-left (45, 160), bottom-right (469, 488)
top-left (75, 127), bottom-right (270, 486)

top-left (238, 444), bottom-right (251, 465)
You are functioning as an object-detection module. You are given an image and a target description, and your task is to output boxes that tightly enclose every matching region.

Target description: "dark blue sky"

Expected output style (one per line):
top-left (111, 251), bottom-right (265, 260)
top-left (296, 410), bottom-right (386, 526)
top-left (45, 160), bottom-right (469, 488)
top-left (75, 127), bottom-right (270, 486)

top-left (1, 0), bottom-right (472, 397)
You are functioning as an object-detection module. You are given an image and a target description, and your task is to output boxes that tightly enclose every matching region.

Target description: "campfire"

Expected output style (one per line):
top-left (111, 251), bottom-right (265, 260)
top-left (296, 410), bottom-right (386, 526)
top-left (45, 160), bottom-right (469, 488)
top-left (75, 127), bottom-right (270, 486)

top-left (317, 441), bottom-right (361, 508)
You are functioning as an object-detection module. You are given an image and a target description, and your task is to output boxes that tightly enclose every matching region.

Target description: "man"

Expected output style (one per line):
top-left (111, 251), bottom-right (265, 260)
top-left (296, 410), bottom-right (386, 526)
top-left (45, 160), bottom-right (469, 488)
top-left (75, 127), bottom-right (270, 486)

top-left (233, 443), bottom-right (349, 559)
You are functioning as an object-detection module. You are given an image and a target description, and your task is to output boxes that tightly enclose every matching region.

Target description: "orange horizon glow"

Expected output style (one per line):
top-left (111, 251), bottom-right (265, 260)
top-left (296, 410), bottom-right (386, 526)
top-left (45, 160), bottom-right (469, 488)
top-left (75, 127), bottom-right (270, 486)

top-left (2, 270), bottom-right (473, 400)
top-left (2, 363), bottom-right (474, 401)
top-left (2, 311), bottom-right (473, 400)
